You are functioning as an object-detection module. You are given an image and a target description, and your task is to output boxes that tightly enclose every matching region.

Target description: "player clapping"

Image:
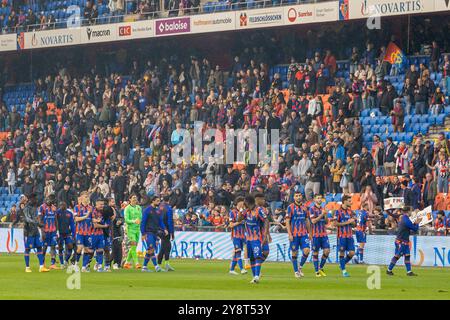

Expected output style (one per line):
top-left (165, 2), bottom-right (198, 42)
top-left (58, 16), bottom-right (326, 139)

top-left (228, 196), bottom-right (247, 275)
top-left (309, 195), bottom-right (330, 277)
top-left (333, 195), bottom-right (356, 277)
top-left (285, 191), bottom-right (311, 278)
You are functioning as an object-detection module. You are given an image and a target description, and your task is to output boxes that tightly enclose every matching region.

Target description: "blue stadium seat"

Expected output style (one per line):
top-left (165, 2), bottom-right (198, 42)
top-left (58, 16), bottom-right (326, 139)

top-left (420, 123), bottom-right (430, 134)
top-left (361, 118), bottom-right (370, 126)
top-left (369, 118), bottom-right (377, 126)
top-left (370, 125), bottom-right (379, 134)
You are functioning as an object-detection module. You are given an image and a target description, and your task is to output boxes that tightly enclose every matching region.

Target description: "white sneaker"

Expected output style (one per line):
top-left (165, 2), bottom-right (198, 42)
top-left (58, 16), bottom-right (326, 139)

top-left (295, 271), bottom-right (302, 278)
top-left (298, 268), bottom-right (304, 277)
top-left (240, 269), bottom-right (248, 274)
top-left (155, 266), bottom-right (162, 272)
top-left (229, 270), bottom-right (239, 275)
top-left (165, 264), bottom-right (175, 272)
top-left (250, 276), bottom-right (260, 284)
top-left (73, 265), bottom-right (80, 273)
top-left (112, 263), bottom-right (119, 270)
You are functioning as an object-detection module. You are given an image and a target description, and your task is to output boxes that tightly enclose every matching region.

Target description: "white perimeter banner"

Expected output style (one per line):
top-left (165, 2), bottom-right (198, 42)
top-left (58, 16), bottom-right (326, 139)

top-left (191, 11), bottom-right (235, 34)
top-left (116, 20), bottom-right (154, 41)
top-left (235, 7), bottom-right (284, 30)
top-left (284, 1), bottom-right (339, 25)
top-left (0, 33), bottom-right (18, 52)
top-left (435, 0), bottom-right (450, 11)
top-left (2, 229), bottom-right (449, 267)
top-left (23, 28), bottom-right (80, 49)
top-left (349, 0), bottom-right (436, 20)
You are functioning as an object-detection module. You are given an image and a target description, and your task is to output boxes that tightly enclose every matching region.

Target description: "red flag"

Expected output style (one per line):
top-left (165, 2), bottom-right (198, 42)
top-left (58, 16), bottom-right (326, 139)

top-left (384, 42), bottom-right (406, 66)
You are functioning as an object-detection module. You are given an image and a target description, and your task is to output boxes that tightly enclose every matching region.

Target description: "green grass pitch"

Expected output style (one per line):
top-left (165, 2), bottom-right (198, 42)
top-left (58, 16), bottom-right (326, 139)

top-left (0, 254), bottom-right (449, 300)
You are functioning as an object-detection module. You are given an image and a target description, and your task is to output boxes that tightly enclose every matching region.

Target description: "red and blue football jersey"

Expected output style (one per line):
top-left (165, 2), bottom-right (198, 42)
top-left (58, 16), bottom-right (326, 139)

top-left (92, 208), bottom-right (105, 236)
top-left (309, 205), bottom-right (327, 237)
top-left (286, 203), bottom-right (309, 237)
top-left (74, 204), bottom-right (93, 236)
top-left (229, 208), bottom-right (245, 240)
top-left (38, 203), bottom-right (56, 233)
top-left (356, 210), bottom-right (368, 232)
top-left (244, 207), bottom-right (266, 242)
top-left (336, 207), bottom-right (355, 238)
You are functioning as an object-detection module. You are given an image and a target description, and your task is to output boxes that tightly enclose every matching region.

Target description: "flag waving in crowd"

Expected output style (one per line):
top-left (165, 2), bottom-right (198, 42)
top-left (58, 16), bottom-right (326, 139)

top-left (384, 42), bottom-right (407, 68)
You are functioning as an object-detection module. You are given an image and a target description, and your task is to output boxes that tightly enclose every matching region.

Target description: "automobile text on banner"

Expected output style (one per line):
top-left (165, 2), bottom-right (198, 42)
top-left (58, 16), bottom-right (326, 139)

top-left (23, 28), bottom-right (80, 49)
top-left (384, 197), bottom-right (404, 209)
top-left (116, 20), bottom-right (154, 40)
top-left (411, 206), bottom-right (433, 226)
top-left (191, 12), bottom-right (235, 34)
top-left (348, 0), bottom-right (435, 20)
top-left (2, 228), bottom-right (449, 267)
top-left (155, 17), bottom-right (191, 36)
top-left (80, 25), bottom-right (117, 44)
top-left (284, 1), bottom-right (339, 25)
top-left (0, 33), bottom-right (18, 52)
top-left (236, 8), bottom-right (284, 29)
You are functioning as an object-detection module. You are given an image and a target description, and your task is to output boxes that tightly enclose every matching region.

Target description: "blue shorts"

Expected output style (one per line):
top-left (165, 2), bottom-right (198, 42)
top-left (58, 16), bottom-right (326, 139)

top-left (24, 235), bottom-right (42, 249)
top-left (104, 236), bottom-right (112, 249)
top-left (338, 237), bottom-right (355, 252)
top-left (262, 242), bottom-right (270, 253)
top-left (232, 237), bottom-right (245, 251)
top-left (355, 231), bottom-right (367, 244)
top-left (43, 232), bottom-right (58, 247)
top-left (76, 234), bottom-right (92, 248)
top-left (144, 233), bottom-right (158, 250)
top-left (91, 235), bottom-right (105, 250)
top-left (58, 234), bottom-right (74, 246)
top-left (290, 235), bottom-right (310, 252)
top-left (246, 240), bottom-right (262, 260)
top-left (311, 236), bottom-right (330, 252)
top-left (394, 240), bottom-right (411, 256)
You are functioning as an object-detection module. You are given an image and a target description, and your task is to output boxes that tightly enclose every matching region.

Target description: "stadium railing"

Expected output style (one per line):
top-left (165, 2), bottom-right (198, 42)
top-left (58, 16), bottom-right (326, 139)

top-left (1, 0), bottom-right (327, 35)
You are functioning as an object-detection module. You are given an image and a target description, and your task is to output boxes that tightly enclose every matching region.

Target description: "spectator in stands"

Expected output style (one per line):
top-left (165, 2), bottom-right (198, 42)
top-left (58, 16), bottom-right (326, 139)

top-left (391, 99), bottom-right (404, 132)
top-left (383, 137), bottom-right (397, 176)
top-left (434, 211), bottom-right (447, 236)
top-left (422, 172), bottom-right (437, 208)
top-left (5, 204), bottom-right (17, 223)
top-left (431, 87), bottom-right (445, 115)
top-left (430, 41), bottom-right (440, 73)
top-left (6, 166), bottom-right (15, 194)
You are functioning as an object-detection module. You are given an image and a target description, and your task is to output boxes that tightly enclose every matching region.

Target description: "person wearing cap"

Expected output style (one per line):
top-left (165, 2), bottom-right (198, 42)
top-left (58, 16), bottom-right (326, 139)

top-left (12, 193), bottom-right (50, 273)
top-left (387, 206), bottom-right (421, 276)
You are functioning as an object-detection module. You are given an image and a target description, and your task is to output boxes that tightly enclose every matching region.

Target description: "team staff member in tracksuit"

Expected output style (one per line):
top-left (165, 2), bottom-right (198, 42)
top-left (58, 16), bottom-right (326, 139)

top-left (387, 206), bottom-right (421, 276)
top-left (106, 198), bottom-right (123, 270)
top-left (56, 201), bottom-right (76, 268)
top-left (141, 196), bottom-right (168, 272)
top-left (12, 193), bottom-right (50, 273)
top-left (157, 196), bottom-right (175, 272)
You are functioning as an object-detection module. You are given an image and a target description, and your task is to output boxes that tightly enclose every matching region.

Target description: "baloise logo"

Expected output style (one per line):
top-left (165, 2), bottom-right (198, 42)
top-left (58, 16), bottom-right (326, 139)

top-left (86, 27), bottom-right (111, 40)
top-left (156, 18), bottom-right (190, 35)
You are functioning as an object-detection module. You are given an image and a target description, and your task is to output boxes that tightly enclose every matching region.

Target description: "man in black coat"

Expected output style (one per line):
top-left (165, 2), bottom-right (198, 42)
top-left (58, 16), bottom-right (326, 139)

top-left (384, 137), bottom-right (397, 176)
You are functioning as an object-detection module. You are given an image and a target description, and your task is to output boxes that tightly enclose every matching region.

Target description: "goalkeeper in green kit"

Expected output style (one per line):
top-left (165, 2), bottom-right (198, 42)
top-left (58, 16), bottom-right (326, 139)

top-left (123, 194), bottom-right (142, 269)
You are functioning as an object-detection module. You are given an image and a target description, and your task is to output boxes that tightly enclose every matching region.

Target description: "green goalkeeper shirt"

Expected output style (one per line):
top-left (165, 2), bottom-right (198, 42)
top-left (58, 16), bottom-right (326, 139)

top-left (124, 204), bottom-right (142, 233)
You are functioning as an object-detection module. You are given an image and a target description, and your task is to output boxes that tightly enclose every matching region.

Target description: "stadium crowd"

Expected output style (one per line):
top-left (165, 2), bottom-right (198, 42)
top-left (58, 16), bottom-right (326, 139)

top-left (0, 25), bottom-right (449, 237)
